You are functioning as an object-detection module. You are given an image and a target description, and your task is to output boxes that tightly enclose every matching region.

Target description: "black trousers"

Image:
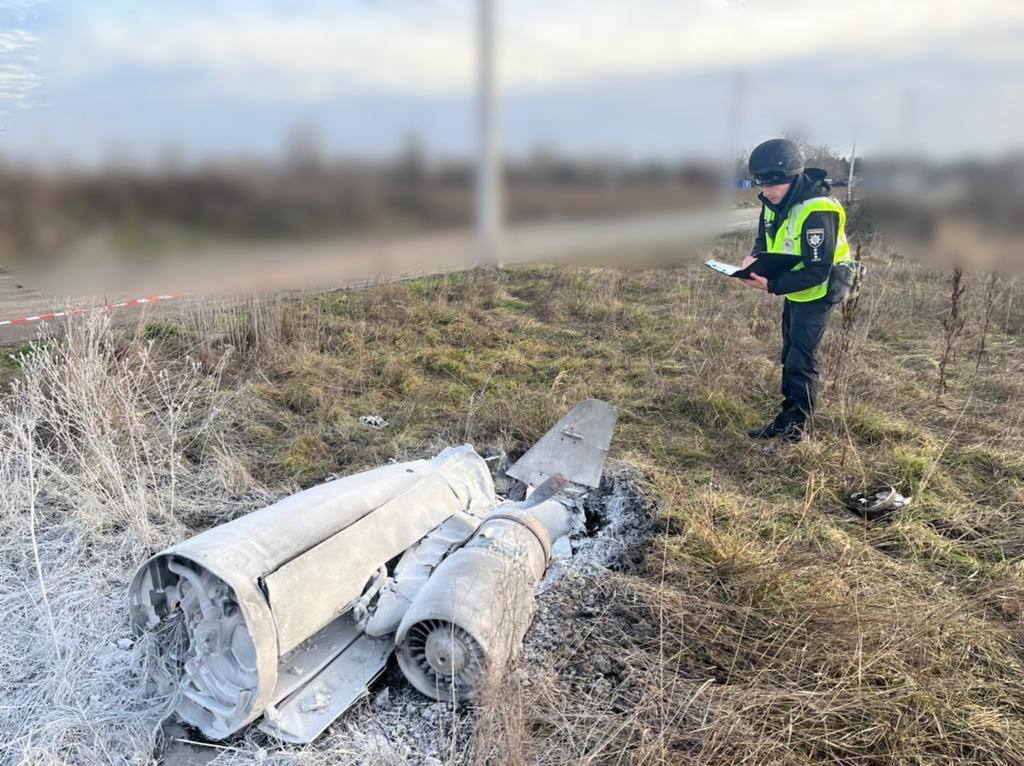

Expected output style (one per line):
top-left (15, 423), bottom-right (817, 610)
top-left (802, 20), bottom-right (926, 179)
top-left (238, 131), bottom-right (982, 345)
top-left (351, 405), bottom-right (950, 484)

top-left (780, 298), bottom-right (833, 425)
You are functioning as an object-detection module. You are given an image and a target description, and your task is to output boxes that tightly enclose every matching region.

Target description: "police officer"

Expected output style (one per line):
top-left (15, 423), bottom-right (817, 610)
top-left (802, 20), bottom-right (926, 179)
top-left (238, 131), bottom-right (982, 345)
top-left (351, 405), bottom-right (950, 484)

top-left (741, 138), bottom-right (852, 443)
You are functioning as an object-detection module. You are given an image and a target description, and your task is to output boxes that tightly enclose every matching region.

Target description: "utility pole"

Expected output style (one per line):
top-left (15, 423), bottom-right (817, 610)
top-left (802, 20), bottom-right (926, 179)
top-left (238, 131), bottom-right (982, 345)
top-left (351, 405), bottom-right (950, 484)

top-left (846, 140), bottom-right (857, 203)
top-left (723, 69), bottom-right (745, 207)
top-left (476, 0), bottom-right (502, 266)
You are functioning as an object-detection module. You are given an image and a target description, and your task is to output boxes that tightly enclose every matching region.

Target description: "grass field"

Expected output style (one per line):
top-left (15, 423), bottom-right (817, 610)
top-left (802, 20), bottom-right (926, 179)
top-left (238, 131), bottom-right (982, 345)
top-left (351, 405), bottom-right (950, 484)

top-left (1, 228), bottom-right (1022, 764)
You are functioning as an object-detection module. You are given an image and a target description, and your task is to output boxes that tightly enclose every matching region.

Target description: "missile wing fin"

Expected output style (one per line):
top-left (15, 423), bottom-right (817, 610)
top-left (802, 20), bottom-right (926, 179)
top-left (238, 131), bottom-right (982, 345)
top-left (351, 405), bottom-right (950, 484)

top-left (506, 399), bottom-right (617, 489)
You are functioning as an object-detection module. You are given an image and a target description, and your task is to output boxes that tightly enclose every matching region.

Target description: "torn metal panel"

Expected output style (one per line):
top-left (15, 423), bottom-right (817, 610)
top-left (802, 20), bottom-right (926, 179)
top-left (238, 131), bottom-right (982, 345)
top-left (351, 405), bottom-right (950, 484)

top-left (259, 633), bottom-right (392, 744)
top-left (430, 444), bottom-right (500, 517)
top-left (271, 613), bottom-right (362, 706)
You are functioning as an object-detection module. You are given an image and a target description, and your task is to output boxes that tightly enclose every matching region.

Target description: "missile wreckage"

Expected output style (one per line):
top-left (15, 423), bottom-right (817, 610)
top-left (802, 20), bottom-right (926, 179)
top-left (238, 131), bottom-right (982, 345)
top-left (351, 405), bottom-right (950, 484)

top-left (128, 399), bottom-right (617, 743)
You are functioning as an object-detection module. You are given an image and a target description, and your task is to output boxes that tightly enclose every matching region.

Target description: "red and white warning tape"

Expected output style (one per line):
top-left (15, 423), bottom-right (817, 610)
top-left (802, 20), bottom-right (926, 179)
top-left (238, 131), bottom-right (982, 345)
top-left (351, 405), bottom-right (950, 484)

top-left (0, 293), bottom-right (190, 328)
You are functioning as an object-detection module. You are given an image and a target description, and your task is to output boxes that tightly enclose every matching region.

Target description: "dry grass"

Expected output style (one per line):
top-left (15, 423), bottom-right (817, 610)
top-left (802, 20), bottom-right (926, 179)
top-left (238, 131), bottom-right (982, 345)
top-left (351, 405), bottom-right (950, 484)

top-left (0, 230), bottom-right (1022, 764)
top-left (0, 311), bottom-right (279, 765)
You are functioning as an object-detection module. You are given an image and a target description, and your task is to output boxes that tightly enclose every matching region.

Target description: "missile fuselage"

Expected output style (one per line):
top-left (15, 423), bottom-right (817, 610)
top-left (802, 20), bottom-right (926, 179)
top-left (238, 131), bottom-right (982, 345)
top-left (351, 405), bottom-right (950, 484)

top-left (129, 400), bottom-right (617, 743)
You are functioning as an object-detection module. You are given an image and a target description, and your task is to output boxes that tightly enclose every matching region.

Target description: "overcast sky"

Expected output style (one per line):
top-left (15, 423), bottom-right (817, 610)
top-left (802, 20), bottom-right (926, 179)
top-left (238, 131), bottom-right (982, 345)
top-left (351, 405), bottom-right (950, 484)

top-left (3, 0), bottom-right (1023, 164)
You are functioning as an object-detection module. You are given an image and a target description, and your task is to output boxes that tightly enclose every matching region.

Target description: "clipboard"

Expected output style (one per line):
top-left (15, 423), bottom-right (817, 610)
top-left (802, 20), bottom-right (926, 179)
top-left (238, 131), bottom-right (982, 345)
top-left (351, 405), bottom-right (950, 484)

top-left (704, 253), bottom-right (803, 280)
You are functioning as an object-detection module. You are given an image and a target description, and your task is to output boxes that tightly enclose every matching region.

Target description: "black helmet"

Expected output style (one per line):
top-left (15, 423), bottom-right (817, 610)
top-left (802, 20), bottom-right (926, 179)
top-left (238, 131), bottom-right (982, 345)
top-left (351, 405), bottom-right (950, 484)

top-left (749, 138), bottom-right (803, 185)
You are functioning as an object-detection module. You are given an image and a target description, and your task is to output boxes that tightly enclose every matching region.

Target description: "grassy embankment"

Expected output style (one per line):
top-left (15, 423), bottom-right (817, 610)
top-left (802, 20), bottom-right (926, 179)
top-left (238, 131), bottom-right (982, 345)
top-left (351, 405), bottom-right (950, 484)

top-left (1, 230), bottom-right (1022, 764)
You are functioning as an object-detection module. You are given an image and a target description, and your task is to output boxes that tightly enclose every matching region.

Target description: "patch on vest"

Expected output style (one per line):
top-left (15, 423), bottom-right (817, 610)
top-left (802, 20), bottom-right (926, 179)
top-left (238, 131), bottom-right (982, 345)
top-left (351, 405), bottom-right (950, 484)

top-left (805, 227), bottom-right (825, 261)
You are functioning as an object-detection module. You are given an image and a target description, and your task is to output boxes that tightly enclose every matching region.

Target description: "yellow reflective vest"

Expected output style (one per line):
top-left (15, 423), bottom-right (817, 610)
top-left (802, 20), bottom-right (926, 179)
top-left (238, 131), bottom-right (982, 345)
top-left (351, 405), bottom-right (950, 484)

top-left (763, 196), bottom-right (851, 302)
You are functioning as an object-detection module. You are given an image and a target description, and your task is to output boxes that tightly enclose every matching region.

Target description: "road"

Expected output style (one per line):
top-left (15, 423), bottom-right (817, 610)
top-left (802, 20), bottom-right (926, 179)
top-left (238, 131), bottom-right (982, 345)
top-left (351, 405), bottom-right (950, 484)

top-left (0, 206), bottom-right (757, 342)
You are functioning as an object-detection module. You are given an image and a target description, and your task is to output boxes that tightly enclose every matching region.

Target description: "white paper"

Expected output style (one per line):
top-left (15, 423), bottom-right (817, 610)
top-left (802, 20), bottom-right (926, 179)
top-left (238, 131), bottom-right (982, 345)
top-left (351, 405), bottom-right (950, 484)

top-left (704, 259), bottom-right (740, 276)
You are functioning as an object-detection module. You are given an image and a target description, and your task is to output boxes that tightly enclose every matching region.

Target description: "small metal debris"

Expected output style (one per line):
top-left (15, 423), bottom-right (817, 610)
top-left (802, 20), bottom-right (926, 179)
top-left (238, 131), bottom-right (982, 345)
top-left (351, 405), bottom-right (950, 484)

top-left (359, 415), bottom-right (389, 430)
top-left (300, 691), bottom-right (331, 714)
top-left (845, 487), bottom-right (912, 520)
top-left (372, 687), bottom-right (390, 710)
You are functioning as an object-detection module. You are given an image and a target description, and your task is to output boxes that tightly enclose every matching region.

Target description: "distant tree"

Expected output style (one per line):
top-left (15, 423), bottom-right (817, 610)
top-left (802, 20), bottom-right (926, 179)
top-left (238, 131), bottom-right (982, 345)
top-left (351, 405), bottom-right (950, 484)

top-left (735, 149), bottom-right (750, 180)
top-left (156, 142), bottom-right (186, 177)
top-left (283, 122), bottom-right (324, 175)
top-left (782, 130), bottom-right (849, 181)
top-left (804, 145), bottom-right (849, 182)
top-left (394, 130), bottom-right (427, 184)
top-left (525, 143), bottom-right (558, 183)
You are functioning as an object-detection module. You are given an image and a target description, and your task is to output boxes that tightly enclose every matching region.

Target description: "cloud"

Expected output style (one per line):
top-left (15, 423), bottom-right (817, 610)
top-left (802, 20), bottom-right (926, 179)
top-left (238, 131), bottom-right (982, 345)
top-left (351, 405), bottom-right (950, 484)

top-left (37, 0), bottom-right (1024, 103)
top-left (47, 4), bottom-right (474, 99)
top-left (505, 2), bottom-right (1024, 89)
top-left (0, 0), bottom-right (43, 20)
top-left (0, 28), bottom-right (40, 111)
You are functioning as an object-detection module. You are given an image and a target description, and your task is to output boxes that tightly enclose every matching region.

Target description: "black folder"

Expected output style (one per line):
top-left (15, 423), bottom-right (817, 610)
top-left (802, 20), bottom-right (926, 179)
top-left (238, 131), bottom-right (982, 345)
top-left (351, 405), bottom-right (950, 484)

top-left (706, 253), bottom-right (803, 280)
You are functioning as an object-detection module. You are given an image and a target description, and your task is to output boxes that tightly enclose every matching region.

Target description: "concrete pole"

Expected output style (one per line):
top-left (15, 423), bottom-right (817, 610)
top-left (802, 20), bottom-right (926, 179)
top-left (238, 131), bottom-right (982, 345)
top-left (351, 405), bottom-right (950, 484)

top-left (476, 0), bottom-right (503, 266)
top-left (723, 69), bottom-right (745, 207)
top-left (846, 140), bottom-right (857, 203)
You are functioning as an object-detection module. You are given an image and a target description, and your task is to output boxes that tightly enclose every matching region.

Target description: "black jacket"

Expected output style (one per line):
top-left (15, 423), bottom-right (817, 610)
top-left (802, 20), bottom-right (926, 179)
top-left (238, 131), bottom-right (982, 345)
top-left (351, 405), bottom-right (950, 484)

top-left (751, 169), bottom-right (840, 296)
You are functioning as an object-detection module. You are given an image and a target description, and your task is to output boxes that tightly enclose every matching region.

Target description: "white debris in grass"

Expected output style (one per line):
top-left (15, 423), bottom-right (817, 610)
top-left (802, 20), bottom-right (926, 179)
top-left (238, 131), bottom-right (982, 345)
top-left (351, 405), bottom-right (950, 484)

top-left (359, 415), bottom-right (389, 430)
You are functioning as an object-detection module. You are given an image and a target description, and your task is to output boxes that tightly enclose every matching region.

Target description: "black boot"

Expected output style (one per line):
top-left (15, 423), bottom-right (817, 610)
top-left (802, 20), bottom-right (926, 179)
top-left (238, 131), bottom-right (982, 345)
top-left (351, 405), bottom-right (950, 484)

top-left (747, 413), bottom-right (787, 439)
top-left (777, 421), bottom-right (805, 444)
